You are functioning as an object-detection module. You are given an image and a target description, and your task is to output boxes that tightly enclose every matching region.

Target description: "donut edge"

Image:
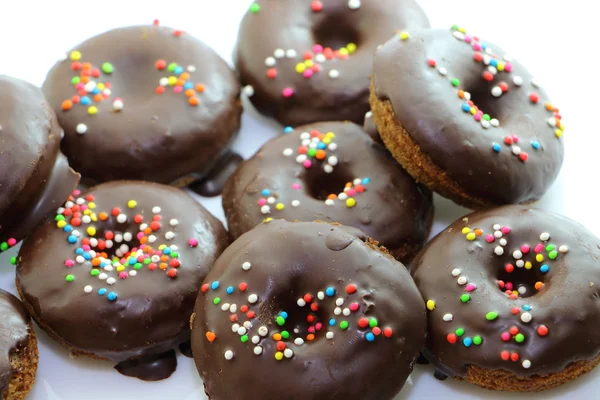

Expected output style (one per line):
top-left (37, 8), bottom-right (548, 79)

top-left (4, 321), bottom-right (38, 400)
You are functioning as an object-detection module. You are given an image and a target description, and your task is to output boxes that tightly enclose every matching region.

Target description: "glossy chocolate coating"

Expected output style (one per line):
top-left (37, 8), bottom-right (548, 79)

top-left (0, 75), bottom-right (80, 244)
top-left (16, 181), bottom-right (229, 368)
top-left (410, 205), bottom-right (600, 376)
top-left (0, 289), bottom-right (31, 397)
top-left (222, 121), bottom-right (433, 260)
top-left (43, 25), bottom-right (241, 184)
top-left (192, 220), bottom-right (426, 400)
top-left (235, 0), bottom-right (429, 126)
top-left (373, 29), bottom-right (564, 205)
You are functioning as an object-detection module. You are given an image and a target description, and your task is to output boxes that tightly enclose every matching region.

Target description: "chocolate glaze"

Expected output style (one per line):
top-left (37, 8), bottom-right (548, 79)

top-left (43, 24), bottom-right (241, 184)
top-left (114, 350), bottom-right (177, 381)
top-left (0, 289), bottom-right (31, 396)
top-left (223, 121), bottom-right (432, 261)
top-left (0, 75), bottom-right (80, 244)
top-left (16, 181), bottom-right (229, 370)
top-left (363, 111), bottom-right (382, 143)
top-left (192, 220), bottom-right (426, 400)
top-left (373, 29), bottom-right (564, 205)
top-left (410, 205), bottom-right (600, 376)
top-left (189, 151), bottom-right (244, 197)
top-left (235, 0), bottom-right (429, 126)
top-left (178, 341), bottom-right (193, 358)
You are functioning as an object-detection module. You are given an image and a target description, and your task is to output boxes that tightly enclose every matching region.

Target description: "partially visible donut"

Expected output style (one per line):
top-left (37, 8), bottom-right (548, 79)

top-left (235, 0), bottom-right (429, 126)
top-left (410, 205), bottom-right (600, 391)
top-left (371, 27), bottom-right (564, 208)
top-left (191, 220), bottom-right (426, 400)
top-left (43, 23), bottom-right (241, 185)
top-left (223, 121), bottom-right (433, 261)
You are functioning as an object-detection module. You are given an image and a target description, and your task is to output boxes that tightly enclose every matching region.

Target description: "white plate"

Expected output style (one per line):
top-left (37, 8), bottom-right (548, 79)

top-left (0, 1), bottom-right (597, 399)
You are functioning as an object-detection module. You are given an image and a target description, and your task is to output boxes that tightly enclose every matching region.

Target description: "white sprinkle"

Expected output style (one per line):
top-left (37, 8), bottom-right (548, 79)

top-left (513, 76), bottom-right (524, 86)
top-left (443, 313), bottom-right (453, 322)
top-left (284, 349), bottom-right (294, 358)
top-left (129, 270), bottom-right (137, 276)
top-left (451, 268), bottom-right (461, 276)
top-left (315, 54), bottom-right (326, 63)
top-left (343, 308), bottom-right (351, 316)
top-left (503, 54), bottom-right (513, 62)
top-left (513, 250), bottom-right (523, 259)
top-left (338, 193), bottom-right (348, 201)
top-left (324, 164), bottom-right (334, 174)
top-left (253, 346), bottom-right (263, 355)
top-left (485, 47), bottom-right (493, 55)
top-left (495, 246), bottom-right (504, 256)
top-left (522, 360), bottom-right (531, 369)
top-left (540, 232), bottom-right (550, 241)
top-left (76, 123), bottom-right (88, 135)
top-left (512, 146), bottom-right (522, 156)
top-left (457, 276), bottom-right (468, 285)
top-left (169, 219), bottom-right (179, 227)
top-left (159, 77), bottom-right (169, 87)
top-left (491, 118), bottom-right (500, 127)
top-left (56, 207), bottom-right (66, 214)
top-left (499, 238), bottom-right (507, 246)
top-left (481, 120), bottom-right (490, 129)
top-left (265, 57), bottom-right (276, 67)
top-left (98, 273), bottom-right (108, 280)
top-left (252, 335), bottom-right (260, 344)
top-left (267, 197), bottom-right (276, 204)
top-left (140, 223), bottom-right (148, 231)
top-left (521, 312), bottom-right (532, 323)
top-left (294, 338), bottom-right (304, 346)
top-left (483, 54), bottom-right (492, 65)
top-left (438, 67), bottom-right (447, 76)
top-left (516, 260), bottom-right (525, 268)
top-left (107, 277), bottom-right (116, 285)
top-left (317, 291), bottom-right (325, 300)
top-left (329, 69), bottom-right (340, 79)
top-left (258, 326), bottom-right (268, 336)
top-left (531, 78), bottom-right (540, 88)
top-left (248, 294), bottom-right (258, 304)
top-left (491, 86), bottom-right (502, 97)
top-left (242, 262), bottom-right (252, 271)
top-left (224, 350), bottom-right (234, 360)
top-left (84, 285), bottom-right (93, 293)
top-left (328, 143), bottom-right (337, 151)
top-left (76, 198), bottom-right (85, 205)
top-left (76, 255), bottom-right (85, 264)
top-left (165, 231), bottom-right (175, 240)
top-left (336, 298), bottom-right (344, 306)
top-left (348, 0), bottom-right (361, 9)
top-left (187, 65), bottom-right (196, 72)
top-left (274, 48), bottom-right (285, 58)
top-left (243, 85), bottom-right (254, 97)
top-left (260, 205), bottom-right (270, 214)
top-left (237, 327), bottom-right (247, 336)
top-left (221, 303), bottom-right (230, 311)
top-left (334, 307), bottom-right (342, 315)
top-left (82, 215), bottom-right (91, 224)
top-left (119, 244), bottom-right (129, 253)
top-left (231, 323), bottom-right (240, 333)
top-left (326, 331), bottom-right (334, 339)
top-left (113, 98), bottom-right (124, 111)
top-left (230, 304), bottom-right (237, 313)
top-left (300, 132), bottom-right (310, 140)
top-left (291, 200), bottom-right (300, 207)
top-left (65, 201), bottom-right (74, 209)
top-left (559, 245), bottom-right (569, 253)
top-left (105, 240), bottom-right (113, 248)
top-left (325, 199), bottom-right (335, 206)
top-left (286, 49), bottom-right (297, 58)
top-left (116, 214), bottom-right (127, 223)
top-left (518, 286), bottom-right (527, 295)
top-left (123, 232), bottom-right (133, 242)
top-left (243, 321), bottom-right (252, 329)
top-left (148, 236), bottom-right (156, 244)
top-left (283, 148), bottom-right (293, 156)
top-left (328, 156), bottom-right (338, 166)
top-left (353, 178), bottom-right (362, 186)
top-left (487, 66), bottom-right (497, 75)
top-left (463, 91), bottom-right (471, 101)
top-left (296, 154), bottom-right (307, 163)
top-left (84, 81), bottom-right (96, 93)
top-left (452, 31), bottom-right (465, 41)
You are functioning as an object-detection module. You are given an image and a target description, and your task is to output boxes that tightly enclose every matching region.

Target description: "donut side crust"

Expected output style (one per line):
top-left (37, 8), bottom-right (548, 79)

top-left (4, 322), bottom-right (38, 400)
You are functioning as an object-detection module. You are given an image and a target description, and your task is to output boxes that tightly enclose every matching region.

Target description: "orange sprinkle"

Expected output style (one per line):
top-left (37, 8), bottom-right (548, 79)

top-left (205, 331), bottom-right (216, 342)
top-left (93, 94), bottom-right (103, 102)
top-left (99, 212), bottom-right (108, 221)
top-left (144, 228), bottom-right (152, 235)
top-left (535, 282), bottom-right (544, 290)
top-left (189, 96), bottom-right (199, 106)
top-left (474, 228), bottom-right (483, 236)
top-left (315, 150), bottom-right (326, 160)
top-left (184, 89), bottom-right (195, 97)
top-left (345, 182), bottom-right (352, 188)
top-left (195, 84), bottom-right (205, 93)
top-left (327, 194), bottom-right (337, 200)
top-left (159, 263), bottom-right (168, 270)
top-left (140, 237), bottom-right (148, 244)
top-left (306, 334), bottom-right (315, 341)
top-left (176, 79), bottom-right (186, 86)
top-left (81, 76), bottom-right (90, 84)
top-left (272, 333), bottom-right (282, 341)
top-left (545, 102), bottom-right (553, 111)
top-left (458, 90), bottom-right (465, 99)
top-left (82, 62), bottom-right (92, 71)
top-left (92, 258), bottom-right (101, 267)
top-left (61, 100), bottom-right (73, 111)
top-left (160, 255), bottom-right (169, 262)
top-left (180, 72), bottom-right (190, 80)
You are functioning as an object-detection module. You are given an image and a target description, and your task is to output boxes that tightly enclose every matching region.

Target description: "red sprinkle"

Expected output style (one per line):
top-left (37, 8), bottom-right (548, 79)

top-left (238, 282), bottom-right (248, 292)
top-left (529, 93), bottom-right (540, 103)
top-left (427, 58), bottom-right (437, 67)
top-left (383, 327), bottom-right (393, 338)
top-left (311, 1), bottom-right (323, 12)
top-left (483, 71), bottom-right (494, 81)
top-left (537, 325), bottom-right (549, 336)
top-left (303, 293), bottom-right (313, 303)
top-left (358, 318), bottom-right (369, 328)
top-left (447, 333), bottom-right (457, 344)
top-left (201, 283), bottom-right (210, 293)
top-left (345, 284), bottom-right (357, 294)
top-left (500, 351), bottom-right (510, 361)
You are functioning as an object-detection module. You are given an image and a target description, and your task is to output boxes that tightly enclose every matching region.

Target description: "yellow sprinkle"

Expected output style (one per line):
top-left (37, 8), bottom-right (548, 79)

top-left (276, 203), bottom-right (285, 211)
top-left (263, 217), bottom-right (273, 223)
top-left (88, 106), bottom-right (98, 115)
top-left (116, 265), bottom-right (125, 272)
top-left (426, 300), bottom-right (435, 311)
top-left (346, 198), bottom-right (356, 208)
top-left (497, 62), bottom-right (505, 72)
top-left (88, 202), bottom-right (96, 209)
top-left (512, 290), bottom-right (518, 295)
top-left (555, 129), bottom-right (563, 138)
top-left (158, 244), bottom-right (166, 251)
top-left (470, 107), bottom-right (477, 115)
top-left (466, 232), bottom-right (476, 241)
top-left (399, 31), bottom-right (410, 40)
top-left (91, 214), bottom-right (98, 222)
top-left (295, 63), bottom-right (306, 74)
top-left (70, 51), bottom-right (81, 61)
top-left (57, 220), bottom-right (67, 228)
top-left (83, 209), bottom-right (92, 215)
top-left (167, 76), bottom-right (177, 86)
top-left (461, 227), bottom-right (471, 234)
top-left (87, 226), bottom-right (96, 236)
top-left (304, 60), bottom-right (314, 68)
top-left (346, 43), bottom-right (357, 53)
top-left (322, 138), bottom-right (331, 145)
top-left (326, 132), bottom-right (335, 138)
top-left (275, 352), bottom-right (284, 361)
top-left (127, 200), bottom-right (137, 208)
top-left (536, 254), bottom-right (544, 262)
top-left (338, 48), bottom-right (349, 56)
top-left (96, 83), bottom-right (105, 91)
top-left (458, 27), bottom-right (466, 33)
top-left (525, 261), bottom-right (532, 270)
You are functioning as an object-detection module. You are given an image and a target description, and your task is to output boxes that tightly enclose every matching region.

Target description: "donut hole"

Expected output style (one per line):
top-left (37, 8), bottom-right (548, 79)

top-left (304, 166), bottom-right (355, 201)
top-left (312, 16), bottom-right (361, 50)
top-left (464, 83), bottom-right (505, 121)
top-left (496, 263), bottom-right (548, 298)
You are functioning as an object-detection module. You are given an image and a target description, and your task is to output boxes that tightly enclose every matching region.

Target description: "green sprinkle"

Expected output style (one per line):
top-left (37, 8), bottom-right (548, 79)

top-left (515, 333), bottom-right (525, 343)
top-left (451, 24), bottom-right (459, 31)
top-left (281, 331), bottom-right (290, 339)
top-left (55, 214), bottom-right (66, 221)
top-left (9, 257), bottom-right (16, 265)
top-left (71, 76), bottom-right (80, 85)
top-left (369, 318), bottom-right (378, 328)
top-left (451, 78), bottom-right (460, 87)
top-left (101, 62), bottom-right (113, 74)
top-left (455, 328), bottom-right (465, 337)
top-left (0, 242), bottom-right (8, 252)
top-left (473, 335), bottom-right (482, 345)
top-left (241, 335), bottom-right (249, 343)
top-left (482, 114), bottom-right (491, 121)
top-left (170, 252), bottom-right (179, 258)
top-left (307, 148), bottom-right (317, 157)
top-left (250, 2), bottom-right (261, 13)
top-left (143, 258), bottom-right (152, 265)
top-left (460, 294), bottom-right (471, 303)
top-left (340, 321), bottom-right (349, 330)
top-left (65, 274), bottom-right (75, 282)
top-left (167, 62), bottom-right (177, 72)
top-left (276, 316), bottom-right (285, 326)
top-left (549, 251), bottom-right (558, 260)
top-left (213, 297), bottom-right (221, 305)
top-left (134, 263), bottom-right (143, 270)
top-left (545, 244), bottom-right (556, 252)
top-left (90, 269), bottom-right (100, 276)
top-left (485, 311), bottom-right (498, 321)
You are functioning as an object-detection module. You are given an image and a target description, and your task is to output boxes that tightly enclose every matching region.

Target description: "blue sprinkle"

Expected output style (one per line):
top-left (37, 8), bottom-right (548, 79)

top-left (75, 248), bottom-right (84, 255)
top-left (280, 311), bottom-right (288, 320)
top-left (107, 292), bottom-right (118, 301)
top-left (325, 287), bottom-right (335, 297)
top-left (462, 103), bottom-right (471, 112)
top-left (365, 332), bottom-right (375, 342)
top-left (183, 82), bottom-right (193, 90)
top-left (91, 88), bottom-right (101, 95)
top-left (174, 66), bottom-right (184, 75)
top-left (211, 281), bottom-right (220, 290)
top-left (492, 143), bottom-right (501, 153)
top-left (317, 142), bottom-right (326, 149)
top-left (540, 265), bottom-right (549, 273)
top-left (490, 59), bottom-right (498, 67)
top-left (67, 235), bottom-right (77, 244)
top-left (463, 337), bottom-right (473, 347)
top-left (163, 247), bottom-right (171, 255)
top-left (362, 178), bottom-right (371, 185)
top-left (83, 253), bottom-right (91, 260)
top-left (98, 288), bottom-right (107, 296)
top-left (261, 189), bottom-right (271, 196)
top-left (283, 126), bottom-right (293, 134)
top-left (522, 305), bottom-right (532, 311)
top-left (80, 96), bottom-right (91, 105)
top-left (531, 141), bottom-right (540, 150)
top-left (481, 43), bottom-right (487, 50)
top-left (329, 318), bottom-right (336, 326)
top-left (128, 257), bottom-right (137, 265)
top-left (63, 225), bottom-right (73, 233)
top-left (100, 262), bottom-right (108, 268)
top-left (226, 286), bottom-right (234, 294)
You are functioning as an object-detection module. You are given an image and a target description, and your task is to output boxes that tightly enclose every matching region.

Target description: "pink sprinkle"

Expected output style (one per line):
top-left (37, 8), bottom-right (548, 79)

top-left (82, 245), bottom-right (91, 251)
top-left (80, 205), bottom-right (87, 211)
top-left (188, 238), bottom-right (199, 247)
top-left (282, 87), bottom-right (294, 98)
top-left (303, 160), bottom-right (312, 168)
top-left (137, 232), bottom-right (144, 239)
top-left (311, 64), bottom-right (321, 73)
top-left (505, 282), bottom-right (513, 291)
top-left (472, 43), bottom-right (482, 51)
top-left (315, 322), bottom-right (323, 331)
top-left (485, 234), bottom-right (495, 243)
top-left (119, 271), bottom-right (128, 279)
top-left (65, 259), bottom-right (75, 267)
top-left (350, 302), bottom-right (359, 312)
top-left (303, 69), bottom-right (313, 78)
top-left (474, 114), bottom-right (482, 121)
top-left (512, 135), bottom-right (519, 143)
top-left (258, 198), bottom-right (267, 206)
top-left (464, 35), bottom-right (472, 43)
top-left (7, 238), bottom-right (16, 247)
top-left (75, 83), bottom-right (85, 90)
top-left (534, 244), bottom-right (544, 253)
top-left (292, 183), bottom-right (301, 190)
top-left (465, 283), bottom-right (477, 292)
top-left (173, 86), bottom-right (182, 93)
top-left (504, 63), bottom-right (513, 72)
top-left (347, 189), bottom-right (356, 197)
top-left (73, 190), bottom-right (81, 196)
top-left (521, 245), bottom-right (530, 254)
top-left (308, 326), bottom-right (315, 333)
top-left (501, 226), bottom-right (511, 234)
top-left (501, 332), bottom-right (511, 341)
top-left (313, 44), bottom-right (323, 53)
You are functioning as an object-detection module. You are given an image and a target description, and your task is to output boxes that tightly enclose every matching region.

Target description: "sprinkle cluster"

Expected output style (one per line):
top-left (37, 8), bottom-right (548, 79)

top-left (55, 190), bottom-right (198, 301)
top-left (0, 238), bottom-right (17, 265)
top-left (283, 130), bottom-right (338, 173)
top-left (427, 223), bottom-right (569, 370)
top-left (202, 265), bottom-right (392, 361)
top-left (154, 60), bottom-right (205, 106)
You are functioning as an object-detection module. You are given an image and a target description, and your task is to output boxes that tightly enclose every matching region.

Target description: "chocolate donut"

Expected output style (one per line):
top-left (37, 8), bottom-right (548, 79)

top-left (42, 23), bottom-right (241, 185)
top-left (222, 121), bottom-right (433, 261)
top-left (235, 0), bottom-right (429, 126)
top-left (0, 76), bottom-right (79, 254)
top-left (16, 181), bottom-right (229, 381)
top-left (363, 111), bottom-right (381, 143)
top-left (191, 220), bottom-right (426, 400)
top-left (0, 289), bottom-right (38, 400)
top-left (371, 27), bottom-right (564, 209)
top-left (410, 205), bottom-right (600, 391)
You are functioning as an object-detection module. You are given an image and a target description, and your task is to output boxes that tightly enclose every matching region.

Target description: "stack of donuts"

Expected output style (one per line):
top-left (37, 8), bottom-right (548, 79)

top-left (0, 1), bottom-right (596, 399)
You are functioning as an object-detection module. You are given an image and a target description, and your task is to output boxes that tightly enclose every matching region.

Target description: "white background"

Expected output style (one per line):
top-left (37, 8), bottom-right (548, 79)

top-left (0, 1), bottom-right (598, 399)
